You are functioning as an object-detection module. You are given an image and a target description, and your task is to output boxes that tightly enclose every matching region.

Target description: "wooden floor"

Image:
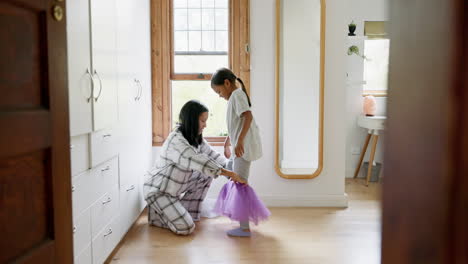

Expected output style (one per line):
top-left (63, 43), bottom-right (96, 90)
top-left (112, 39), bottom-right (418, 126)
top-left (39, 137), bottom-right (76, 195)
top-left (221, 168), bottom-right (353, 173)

top-left (107, 179), bottom-right (381, 264)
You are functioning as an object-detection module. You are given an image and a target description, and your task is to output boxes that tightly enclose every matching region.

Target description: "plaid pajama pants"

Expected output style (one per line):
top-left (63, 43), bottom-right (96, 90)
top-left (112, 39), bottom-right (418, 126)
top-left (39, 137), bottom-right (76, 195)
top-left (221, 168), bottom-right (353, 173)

top-left (146, 171), bottom-right (213, 235)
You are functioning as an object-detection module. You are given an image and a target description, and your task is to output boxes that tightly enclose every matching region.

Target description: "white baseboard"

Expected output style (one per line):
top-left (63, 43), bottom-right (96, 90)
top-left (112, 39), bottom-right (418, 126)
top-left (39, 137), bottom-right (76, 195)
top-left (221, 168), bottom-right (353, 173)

top-left (346, 168), bottom-right (357, 178)
top-left (260, 194), bottom-right (348, 207)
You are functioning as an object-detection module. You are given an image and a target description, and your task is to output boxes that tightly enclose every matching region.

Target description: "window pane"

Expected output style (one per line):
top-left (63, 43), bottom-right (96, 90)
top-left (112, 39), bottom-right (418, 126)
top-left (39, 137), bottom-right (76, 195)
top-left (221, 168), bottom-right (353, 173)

top-left (174, 0), bottom-right (187, 8)
top-left (215, 9), bottom-right (228, 30)
top-left (188, 31), bottom-right (202, 51)
top-left (171, 81), bottom-right (228, 137)
top-left (188, 0), bottom-right (201, 8)
top-left (174, 9), bottom-right (188, 30)
top-left (188, 9), bottom-right (201, 30)
top-left (202, 9), bottom-right (215, 30)
top-left (174, 55), bottom-right (228, 73)
top-left (215, 30), bottom-right (228, 51)
top-left (174, 31), bottom-right (188, 51)
top-left (202, 31), bottom-right (215, 51)
top-left (216, 0), bottom-right (228, 8)
top-left (202, 0), bottom-right (215, 8)
top-left (363, 39), bottom-right (390, 91)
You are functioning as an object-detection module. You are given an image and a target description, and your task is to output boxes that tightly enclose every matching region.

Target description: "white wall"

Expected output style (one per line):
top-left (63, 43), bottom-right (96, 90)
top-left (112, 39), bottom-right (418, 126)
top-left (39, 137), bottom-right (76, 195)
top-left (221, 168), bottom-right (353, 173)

top-left (345, 0), bottom-right (388, 178)
top-left (280, 0), bottom-right (320, 169)
top-left (153, 0), bottom-right (348, 207)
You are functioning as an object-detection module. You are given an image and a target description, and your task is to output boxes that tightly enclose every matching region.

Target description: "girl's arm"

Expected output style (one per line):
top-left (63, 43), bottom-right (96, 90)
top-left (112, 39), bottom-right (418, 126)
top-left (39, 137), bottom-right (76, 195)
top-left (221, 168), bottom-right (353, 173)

top-left (224, 136), bottom-right (231, 159)
top-left (235, 111), bottom-right (253, 157)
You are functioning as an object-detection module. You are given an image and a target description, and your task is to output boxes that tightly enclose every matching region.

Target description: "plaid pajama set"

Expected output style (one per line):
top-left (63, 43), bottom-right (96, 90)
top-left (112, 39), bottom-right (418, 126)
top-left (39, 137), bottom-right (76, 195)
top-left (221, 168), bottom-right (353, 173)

top-left (143, 129), bottom-right (227, 235)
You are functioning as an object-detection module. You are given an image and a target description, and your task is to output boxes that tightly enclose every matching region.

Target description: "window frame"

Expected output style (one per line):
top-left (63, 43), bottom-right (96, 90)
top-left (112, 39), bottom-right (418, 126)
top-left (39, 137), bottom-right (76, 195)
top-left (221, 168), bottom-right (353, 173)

top-left (151, 0), bottom-right (250, 146)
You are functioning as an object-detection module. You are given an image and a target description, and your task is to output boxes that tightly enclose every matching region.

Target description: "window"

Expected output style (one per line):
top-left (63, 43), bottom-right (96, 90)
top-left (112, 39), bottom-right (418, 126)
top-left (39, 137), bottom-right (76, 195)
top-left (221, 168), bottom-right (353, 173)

top-left (363, 38), bottom-right (390, 95)
top-left (151, 0), bottom-right (250, 145)
top-left (363, 21), bottom-right (389, 96)
top-left (172, 0), bottom-right (229, 75)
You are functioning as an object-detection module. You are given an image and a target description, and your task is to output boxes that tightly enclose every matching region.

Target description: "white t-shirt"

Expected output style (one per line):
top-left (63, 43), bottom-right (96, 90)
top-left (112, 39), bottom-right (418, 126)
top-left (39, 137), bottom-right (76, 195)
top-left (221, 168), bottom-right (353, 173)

top-left (227, 88), bottom-right (262, 161)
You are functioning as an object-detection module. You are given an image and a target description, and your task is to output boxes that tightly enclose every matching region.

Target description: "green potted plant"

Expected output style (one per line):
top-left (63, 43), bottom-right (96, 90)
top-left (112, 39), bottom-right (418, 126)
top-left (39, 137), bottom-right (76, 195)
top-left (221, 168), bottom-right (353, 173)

top-left (347, 45), bottom-right (369, 60)
top-left (348, 20), bottom-right (356, 36)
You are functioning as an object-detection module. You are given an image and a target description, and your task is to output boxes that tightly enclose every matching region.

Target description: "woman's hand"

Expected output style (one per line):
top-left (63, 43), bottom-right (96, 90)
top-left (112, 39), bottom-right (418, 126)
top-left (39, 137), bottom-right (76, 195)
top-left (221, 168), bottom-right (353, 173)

top-left (220, 168), bottom-right (247, 184)
top-left (224, 136), bottom-right (231, 158)
top-left (224, 145), bottom-right (231, 159)
top-left (230, 173), bottom-right (247, 184)
top-left (235, 140), bottom-right (244, 157)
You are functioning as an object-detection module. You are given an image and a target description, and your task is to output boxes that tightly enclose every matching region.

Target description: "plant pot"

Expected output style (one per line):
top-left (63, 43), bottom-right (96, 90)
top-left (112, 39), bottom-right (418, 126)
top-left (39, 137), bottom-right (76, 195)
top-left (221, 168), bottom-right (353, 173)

top-left (348, 24), bottom-right (356, 36)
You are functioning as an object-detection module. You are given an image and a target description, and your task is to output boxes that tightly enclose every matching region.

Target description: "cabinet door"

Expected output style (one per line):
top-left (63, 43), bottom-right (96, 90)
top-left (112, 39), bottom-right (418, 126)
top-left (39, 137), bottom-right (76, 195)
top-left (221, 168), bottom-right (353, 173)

top-left (133, 0), bottom-right (153, 177)
top-left (67, 0), bottom-right (93, 136)
top-left (90, 0), bottom-right (118, 131)
top-left (116, 0), bottom-right (141, 187)
top-left (131, 0), bottom-right (152, 211)
top-left (120, 182), bottom-right (141, 235)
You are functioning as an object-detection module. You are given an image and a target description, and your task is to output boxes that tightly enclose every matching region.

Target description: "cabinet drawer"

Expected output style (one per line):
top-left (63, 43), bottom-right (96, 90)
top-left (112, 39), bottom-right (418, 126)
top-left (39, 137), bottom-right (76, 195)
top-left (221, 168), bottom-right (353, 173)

top-left (92, 217), bottom-right (121, 264)
top-left (92, 157), bottom-right (119, 197)
top-left (73, 209), bottom-right (91, 258)
top-left (91, 186), bottom-right (119, 238)
top-left (74, 244), bottom-right (92, 264)
top-left (70, 135), bottom-right (90, 177)
top-left (72, 170), bottom-right (95, 219)
top-left (90, 127), bottom-right (118, 167)
top-left (120, 182), bottom-right (142, 235)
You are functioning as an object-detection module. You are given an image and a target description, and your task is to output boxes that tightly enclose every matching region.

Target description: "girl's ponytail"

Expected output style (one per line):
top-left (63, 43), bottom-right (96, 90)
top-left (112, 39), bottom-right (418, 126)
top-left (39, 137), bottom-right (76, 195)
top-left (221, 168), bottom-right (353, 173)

top-left (211, 68), bottom-right (252, 107)
top-left (236, 77), bottom-right (251, 107)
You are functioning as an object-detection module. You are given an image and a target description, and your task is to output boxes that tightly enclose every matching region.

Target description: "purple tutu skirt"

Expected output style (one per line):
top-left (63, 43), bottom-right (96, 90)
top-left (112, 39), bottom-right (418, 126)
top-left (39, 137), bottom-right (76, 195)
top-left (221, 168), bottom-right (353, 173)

top-left (214, 181), bottom-right (271, 225)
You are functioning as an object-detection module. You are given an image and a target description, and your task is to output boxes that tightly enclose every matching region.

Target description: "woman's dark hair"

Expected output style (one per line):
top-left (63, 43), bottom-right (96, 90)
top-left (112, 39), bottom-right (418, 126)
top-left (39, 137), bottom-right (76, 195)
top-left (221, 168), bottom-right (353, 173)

top-left (211, 67), bottom-right (251, 107)
top-left (178, 100), bottom-right (208, 148)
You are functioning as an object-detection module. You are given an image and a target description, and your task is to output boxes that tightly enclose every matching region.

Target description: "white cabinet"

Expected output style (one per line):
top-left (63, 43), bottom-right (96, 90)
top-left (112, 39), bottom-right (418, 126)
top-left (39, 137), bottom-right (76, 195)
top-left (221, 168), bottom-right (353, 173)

top-left (91, 217), bottom-right (121, 264)
top-left (90, 128), bottom-right (119, 167)
top-left (75, 245), bottom-right (92, 264)
top-left (119, 182), bottom-right (141, 234)
top-left (73, 209), bottom-right (92, 259)
top-left (68, 0), bottom-right (152, 262)
top-left (91, 186), bottom-right (119, 238)
top-left (67, 0), bottom-right (118, 137)
top-left (90, 0), bottom-right (119, 131)
top-left (117, 0), bottom-right (152, 191)
top-left (67, 0), bottom-right (93, 137)
top-left (70, 135), bottom-right (90, 176)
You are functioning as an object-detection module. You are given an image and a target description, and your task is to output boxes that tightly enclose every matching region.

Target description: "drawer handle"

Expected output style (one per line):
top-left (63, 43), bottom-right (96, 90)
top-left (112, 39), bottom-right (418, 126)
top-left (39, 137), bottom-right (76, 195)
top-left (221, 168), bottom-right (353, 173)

top-left (104, 228), bottom-right (113, 237)
top-left (73, 226), bottom-right (76, 234)
top-left (101, 166), bottom-right (110, 172)
top-left (71, 185), bottom-right (75, 192)
top-left (126, 185), bottom-right (135, 192)
top-left (70, 144), bottom-right (75, 149)
top-left (102, 197), bottom-right (112, 205)
top-left (102, 134), bottom-right (112, 138)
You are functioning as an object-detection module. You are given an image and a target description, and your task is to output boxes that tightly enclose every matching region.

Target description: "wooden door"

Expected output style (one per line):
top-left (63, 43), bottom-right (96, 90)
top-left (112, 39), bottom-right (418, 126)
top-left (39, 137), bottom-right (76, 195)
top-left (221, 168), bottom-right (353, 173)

top-left (0, 0), bottom-right (73, 263)
top-left (382, 0), bottom-right (467, 263)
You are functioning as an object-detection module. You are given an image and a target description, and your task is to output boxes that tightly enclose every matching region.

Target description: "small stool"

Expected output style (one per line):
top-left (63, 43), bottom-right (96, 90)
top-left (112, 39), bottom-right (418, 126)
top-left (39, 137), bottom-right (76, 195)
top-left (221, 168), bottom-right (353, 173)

top-left (353, 115), bottom-right (386, 186)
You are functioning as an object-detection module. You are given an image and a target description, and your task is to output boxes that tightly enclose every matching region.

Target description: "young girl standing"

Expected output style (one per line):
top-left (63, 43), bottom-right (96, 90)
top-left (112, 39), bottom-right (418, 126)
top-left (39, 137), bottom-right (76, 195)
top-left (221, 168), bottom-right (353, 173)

top-left (211, 68), bottom-right (270, 237)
